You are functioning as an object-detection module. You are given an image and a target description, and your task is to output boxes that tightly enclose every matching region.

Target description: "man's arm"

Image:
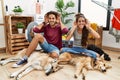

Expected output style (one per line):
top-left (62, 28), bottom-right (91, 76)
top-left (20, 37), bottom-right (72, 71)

top-left (32, 22), bottom-right (45, 33)
top-left (57, 15), bottom-right (68, 33)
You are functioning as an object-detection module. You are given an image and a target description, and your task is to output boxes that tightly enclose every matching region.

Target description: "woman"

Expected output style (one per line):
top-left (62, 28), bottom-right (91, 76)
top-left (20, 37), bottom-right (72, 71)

top-left (61, 13), bottom-right (100, 59)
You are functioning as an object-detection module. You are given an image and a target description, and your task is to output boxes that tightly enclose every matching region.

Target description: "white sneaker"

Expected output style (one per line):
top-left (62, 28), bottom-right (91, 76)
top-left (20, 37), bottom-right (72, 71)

top-left (12, 63), bottom-right (21, 68)
top-left (12, 58), bottom-right (27, 68)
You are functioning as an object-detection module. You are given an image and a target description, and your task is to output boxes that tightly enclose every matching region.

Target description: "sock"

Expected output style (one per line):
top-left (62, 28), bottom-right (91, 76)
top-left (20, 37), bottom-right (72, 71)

top-left (22, 55), bottom-right (28, 60)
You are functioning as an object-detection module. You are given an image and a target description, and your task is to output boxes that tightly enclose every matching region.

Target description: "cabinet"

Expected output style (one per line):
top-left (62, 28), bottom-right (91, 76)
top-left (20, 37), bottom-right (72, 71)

top-left (87, 26), bottom-right (103, 48)
top-left (4, 15), bottom-right (34, 54)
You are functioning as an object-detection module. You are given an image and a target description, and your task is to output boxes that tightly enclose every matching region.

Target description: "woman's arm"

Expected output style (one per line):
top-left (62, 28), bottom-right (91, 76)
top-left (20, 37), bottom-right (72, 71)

top-left (85, 19), bottom-right (100, 39)
top-left (66, 22), bottom-right (77, 40)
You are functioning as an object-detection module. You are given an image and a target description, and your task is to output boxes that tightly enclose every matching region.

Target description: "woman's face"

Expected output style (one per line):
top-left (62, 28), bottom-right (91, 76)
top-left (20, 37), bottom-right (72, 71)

top-left (48, 14), bottom-right (57, 26)
top-left (77, 17), bottom-right (86, 29)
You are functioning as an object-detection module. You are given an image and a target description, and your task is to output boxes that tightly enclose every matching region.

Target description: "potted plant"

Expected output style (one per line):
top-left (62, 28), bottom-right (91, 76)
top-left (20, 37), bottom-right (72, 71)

top-left (55, 0), bottom-right (75, 25)
top-left (16, 22), bottom-right (25, 34)
top-left (13, 6), bottom-right (23, 15)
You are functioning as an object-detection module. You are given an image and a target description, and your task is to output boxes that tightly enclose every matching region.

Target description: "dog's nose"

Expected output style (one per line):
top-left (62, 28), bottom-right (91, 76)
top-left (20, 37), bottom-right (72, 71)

top-left (101, 69), bottom-right (106, 72)
top-left (45, 71), bottom-right (51, 76)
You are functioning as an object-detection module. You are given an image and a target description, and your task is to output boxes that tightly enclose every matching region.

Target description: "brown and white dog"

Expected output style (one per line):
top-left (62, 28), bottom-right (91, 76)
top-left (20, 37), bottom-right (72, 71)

top-left (57, 52), bottom-right (111, 80)
top-left (0, 49), bottom-right (111, 80)
top-left (0, 49), bottom-right (62, 80)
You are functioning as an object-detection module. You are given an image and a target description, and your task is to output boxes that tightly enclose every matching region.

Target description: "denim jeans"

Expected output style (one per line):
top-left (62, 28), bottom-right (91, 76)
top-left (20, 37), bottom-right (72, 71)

top-left (40, 39), bottom-right (60, 55)
top-left (61, 46), bottom-right (97, 59)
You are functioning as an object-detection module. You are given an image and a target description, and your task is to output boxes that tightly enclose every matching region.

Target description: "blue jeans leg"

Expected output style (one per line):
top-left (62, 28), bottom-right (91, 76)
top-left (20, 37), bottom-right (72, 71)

top-left (61, 47), bottom-right (97, 59)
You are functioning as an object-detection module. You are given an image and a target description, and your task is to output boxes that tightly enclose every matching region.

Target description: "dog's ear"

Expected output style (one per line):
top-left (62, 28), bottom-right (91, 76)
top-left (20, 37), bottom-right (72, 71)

top-left (100, 54), bottom-right (104, 60)
top-left (96, 54), bottom-right (104, 60)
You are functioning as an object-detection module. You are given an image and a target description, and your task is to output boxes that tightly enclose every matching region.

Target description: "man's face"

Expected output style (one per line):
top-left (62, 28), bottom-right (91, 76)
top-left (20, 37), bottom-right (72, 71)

top-left (48, 14), bottom-right (57, 26)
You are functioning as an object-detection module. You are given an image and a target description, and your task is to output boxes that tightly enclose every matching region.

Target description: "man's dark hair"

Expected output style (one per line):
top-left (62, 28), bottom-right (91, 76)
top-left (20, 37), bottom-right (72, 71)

top-left (46, 11), bottom-right (59, 19)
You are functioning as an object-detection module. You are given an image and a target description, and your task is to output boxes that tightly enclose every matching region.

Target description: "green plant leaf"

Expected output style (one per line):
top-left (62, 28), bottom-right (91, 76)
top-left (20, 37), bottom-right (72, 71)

top-left (16, 22), bottom-right (25, 28)
top-left (64, 1), bottom-right (75, 10)
top-left (13, 6), bottom-right (23, 12)
top-left (55, 0), bottom-right (75, 25)
top-left (64, 19), bottom-right (73, 24)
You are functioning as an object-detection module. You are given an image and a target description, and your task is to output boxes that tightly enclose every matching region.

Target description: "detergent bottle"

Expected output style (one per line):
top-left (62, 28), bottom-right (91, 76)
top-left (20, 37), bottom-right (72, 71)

top-left (36, 0), bottom-right (41, 14)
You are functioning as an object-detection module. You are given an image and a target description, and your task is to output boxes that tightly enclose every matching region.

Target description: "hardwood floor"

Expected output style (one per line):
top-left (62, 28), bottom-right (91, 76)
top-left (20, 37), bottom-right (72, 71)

top-left (0, 49), bottom-right (120, 80)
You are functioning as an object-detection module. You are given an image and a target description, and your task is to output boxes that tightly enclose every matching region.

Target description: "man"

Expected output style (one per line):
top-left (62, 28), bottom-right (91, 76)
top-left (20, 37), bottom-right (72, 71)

top-left (13, 11), bottom-right (68, 67)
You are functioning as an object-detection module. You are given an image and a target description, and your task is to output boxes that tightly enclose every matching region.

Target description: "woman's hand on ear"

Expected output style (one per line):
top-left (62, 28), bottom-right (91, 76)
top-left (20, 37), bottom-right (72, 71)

top-left (72, 21), bottom-right (77, 29)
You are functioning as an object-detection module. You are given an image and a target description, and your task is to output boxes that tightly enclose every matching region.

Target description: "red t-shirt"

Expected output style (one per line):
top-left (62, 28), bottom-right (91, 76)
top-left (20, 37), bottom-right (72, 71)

top-left (33, 24), bottom-right (68, 49)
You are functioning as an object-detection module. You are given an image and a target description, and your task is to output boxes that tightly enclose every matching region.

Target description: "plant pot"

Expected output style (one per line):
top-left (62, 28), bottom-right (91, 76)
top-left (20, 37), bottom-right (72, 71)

top-left (14, 12), bottom-right (22, 15)
top-left (18, 28), bottom-right (23, 34)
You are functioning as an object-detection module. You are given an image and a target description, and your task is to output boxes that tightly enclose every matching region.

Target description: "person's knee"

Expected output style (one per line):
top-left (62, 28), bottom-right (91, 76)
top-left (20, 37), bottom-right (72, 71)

top-left (60, 48), bottom-right (67, 53)
top-left (34, 34), bottom-right (44, 42)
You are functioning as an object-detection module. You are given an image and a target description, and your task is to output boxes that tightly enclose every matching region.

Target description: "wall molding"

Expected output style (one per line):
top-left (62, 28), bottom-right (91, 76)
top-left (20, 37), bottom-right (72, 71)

top-left (102, 46), bottom-right (120, 52)
top-left (0, 47), bottom-right (6, 53)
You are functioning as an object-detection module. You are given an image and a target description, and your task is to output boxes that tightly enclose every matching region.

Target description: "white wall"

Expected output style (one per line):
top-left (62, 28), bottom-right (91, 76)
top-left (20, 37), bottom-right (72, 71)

top-left (3, 0), bottom-right (78, 16)
top-left (1, 0), bottom-right (120, 49)
top-left (0, 25), bottom-right (5, 48)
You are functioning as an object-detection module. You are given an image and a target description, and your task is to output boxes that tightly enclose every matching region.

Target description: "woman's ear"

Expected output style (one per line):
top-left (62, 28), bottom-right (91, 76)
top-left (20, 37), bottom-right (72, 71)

top-left (85, 19), bottom-right (88, 23)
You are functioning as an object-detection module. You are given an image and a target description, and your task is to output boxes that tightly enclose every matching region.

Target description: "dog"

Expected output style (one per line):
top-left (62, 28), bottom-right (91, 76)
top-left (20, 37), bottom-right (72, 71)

top-left (57, 52), bottom-right (111, 80)
top-left (0, 49), bottom-right (62, 80)
top-left (87, 44), bottom-right (111, 61)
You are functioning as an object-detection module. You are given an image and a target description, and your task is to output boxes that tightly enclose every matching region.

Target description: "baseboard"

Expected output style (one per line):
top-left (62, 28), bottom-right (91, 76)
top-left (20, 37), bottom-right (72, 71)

top-left (102, 46), bottom-right (120, 52)
top-left (0, 47), bottom-right (6, 53)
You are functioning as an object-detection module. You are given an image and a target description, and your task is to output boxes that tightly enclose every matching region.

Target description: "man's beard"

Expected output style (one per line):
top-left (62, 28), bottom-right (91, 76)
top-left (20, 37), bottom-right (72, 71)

top-left (49, 21), bottom-right (57, 26)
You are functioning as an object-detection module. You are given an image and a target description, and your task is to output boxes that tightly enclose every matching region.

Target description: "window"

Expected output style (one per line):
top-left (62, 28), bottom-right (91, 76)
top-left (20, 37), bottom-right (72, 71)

top-left (78, 0), bottom-right (112, 30)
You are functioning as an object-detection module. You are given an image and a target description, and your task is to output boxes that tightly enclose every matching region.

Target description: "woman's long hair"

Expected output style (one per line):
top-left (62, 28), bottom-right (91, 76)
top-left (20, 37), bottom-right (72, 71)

top-left (75, 13), bottom-right (89, 47)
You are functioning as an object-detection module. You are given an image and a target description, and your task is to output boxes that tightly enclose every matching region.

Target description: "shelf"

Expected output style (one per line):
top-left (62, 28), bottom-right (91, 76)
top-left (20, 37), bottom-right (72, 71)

top-left (4, 15), bottom-right (34, 54)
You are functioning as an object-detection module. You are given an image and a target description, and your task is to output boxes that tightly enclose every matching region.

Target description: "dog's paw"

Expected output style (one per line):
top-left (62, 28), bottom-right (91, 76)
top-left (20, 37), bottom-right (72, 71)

top-left (0, 61), bottom-right (6, 66)
top-left (16, 74), bottom-right (22, 80)
top-left (74, 74), bottom-right (78, 78)
top-left (10, 72), bottom-right (18, 78)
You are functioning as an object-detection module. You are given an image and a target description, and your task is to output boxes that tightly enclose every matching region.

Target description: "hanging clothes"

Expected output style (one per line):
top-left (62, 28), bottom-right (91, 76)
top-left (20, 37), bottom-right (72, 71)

top-left (112, 9), bottom-right (120, 30)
